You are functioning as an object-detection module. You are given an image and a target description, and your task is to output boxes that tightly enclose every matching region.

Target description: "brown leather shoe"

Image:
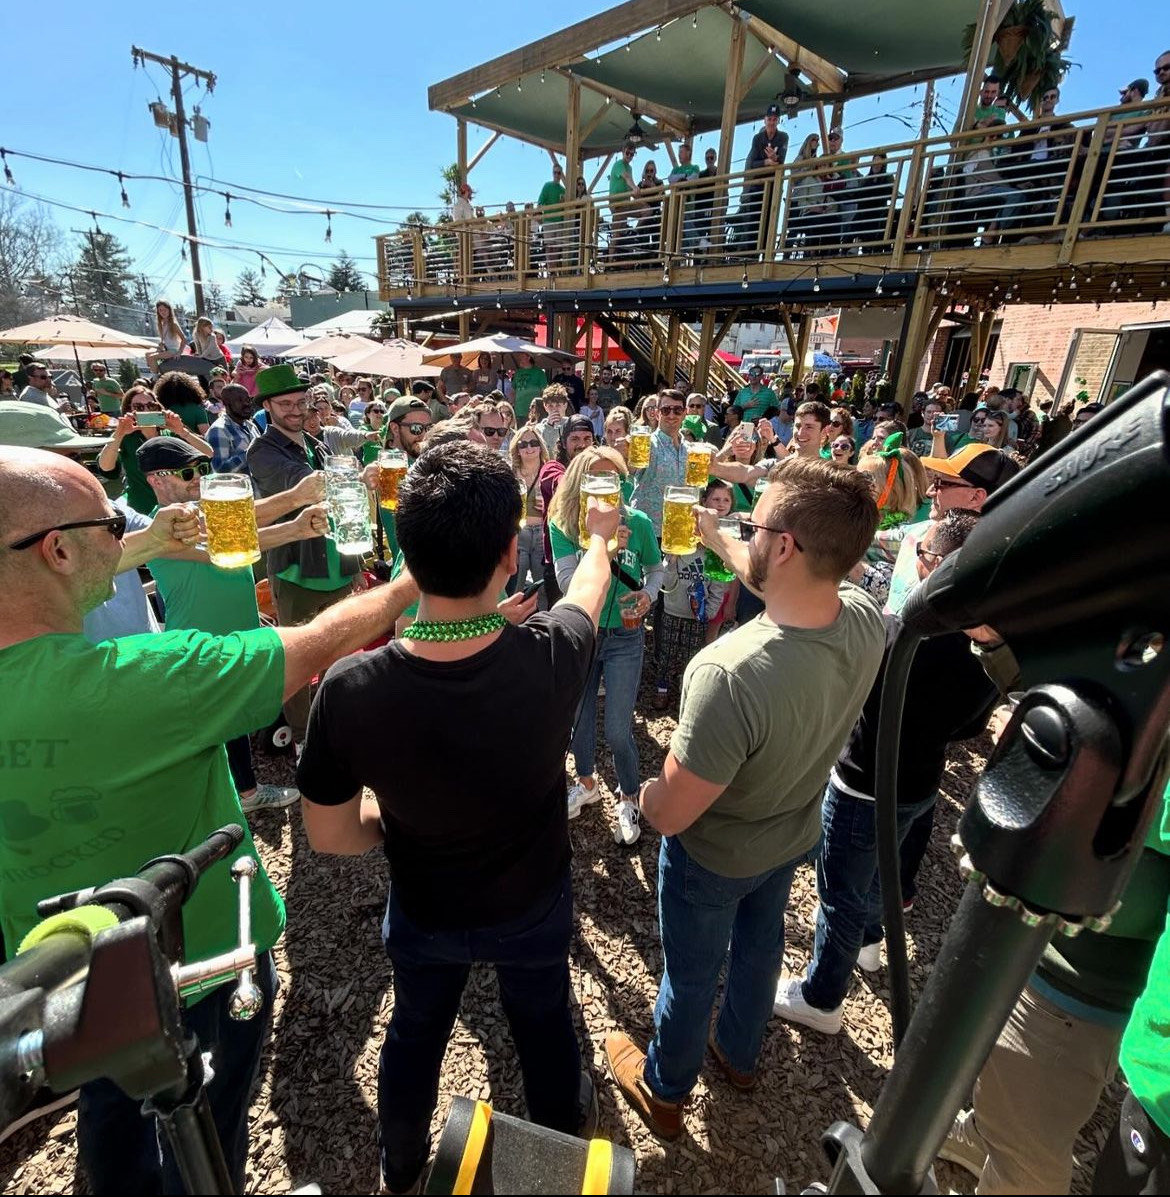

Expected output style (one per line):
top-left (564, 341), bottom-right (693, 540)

top-left (604, 1032), bottom-right (684, 1141)
top-left (707, 1031), bottom-right (757, 1091)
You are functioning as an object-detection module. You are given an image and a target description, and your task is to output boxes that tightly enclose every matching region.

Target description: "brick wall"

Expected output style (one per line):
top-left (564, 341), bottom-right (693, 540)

top-left (916, 300), bottom-right (1167, 402)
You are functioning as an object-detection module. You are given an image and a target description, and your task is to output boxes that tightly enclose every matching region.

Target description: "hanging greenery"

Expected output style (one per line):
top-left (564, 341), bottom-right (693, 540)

top-left (962, 0), bottom-right (1074, 113)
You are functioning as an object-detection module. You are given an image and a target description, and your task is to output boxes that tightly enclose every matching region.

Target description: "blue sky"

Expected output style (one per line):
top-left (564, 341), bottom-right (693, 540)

top-left (5, 0), bottom-right (1157, 308)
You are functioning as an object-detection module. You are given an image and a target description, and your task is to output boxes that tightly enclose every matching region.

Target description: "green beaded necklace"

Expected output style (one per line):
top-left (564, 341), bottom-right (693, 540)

top-left (400, 612), bottom-right (507, 642)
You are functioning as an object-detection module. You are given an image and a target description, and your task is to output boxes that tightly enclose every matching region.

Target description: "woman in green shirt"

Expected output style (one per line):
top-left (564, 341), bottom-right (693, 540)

top-left (95, 386), bottom-right (215, 514)
top-left (548, 447), bottom-right (663, 846)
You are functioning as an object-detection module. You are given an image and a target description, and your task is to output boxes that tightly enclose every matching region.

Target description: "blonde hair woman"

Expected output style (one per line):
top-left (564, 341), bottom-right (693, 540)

top-left (788, 134), bottom-right (836, 253)
top-left (146, 299), bottom-right (186, 370)
top-left (509, 421), bottom-right (549, 594)
top-left (856, 435), bottom-right (929, 528)
top-left (191, 316), bottom-right (225, 364)
top-left (548, 446), bottom-right (664, 845)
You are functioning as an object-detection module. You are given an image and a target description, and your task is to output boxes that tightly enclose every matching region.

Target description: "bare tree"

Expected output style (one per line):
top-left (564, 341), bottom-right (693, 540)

top-left (0, 194), bottom-right (63, 328)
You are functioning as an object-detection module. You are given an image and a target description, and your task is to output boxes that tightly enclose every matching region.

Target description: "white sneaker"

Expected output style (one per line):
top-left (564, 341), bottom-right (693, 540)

top-left (614, 798), bottom-right (641, 845)
top-left (772, 976), bottom-right (843, 1034)
top-left (239, 784), bottom-right (299, 813)
top-left (938, 1108), bottom-right (987, 1179)
top-left (567, 780), bottom-right (600, 820)
top-left (858, 942), bottom-right (882, 972)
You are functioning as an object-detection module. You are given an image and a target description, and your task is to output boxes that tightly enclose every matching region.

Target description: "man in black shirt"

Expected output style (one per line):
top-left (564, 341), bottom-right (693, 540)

top-left (774, 511), bottom-right (1007, 1033)
top-left (737, 103), bottom-right (790, 251)
top-left (296, 441), bottom-right (619, 1194)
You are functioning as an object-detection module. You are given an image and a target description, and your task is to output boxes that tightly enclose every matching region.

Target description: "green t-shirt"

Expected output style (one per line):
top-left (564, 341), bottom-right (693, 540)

top-left (1120, 784), bottom-right (1170, 1137)
top-left (512, 367), bottom-right (548, 422)
top-left (671, 586), bottom-right (884, 876)
top-left (668, 163), bottom-right (701, 183)
top-left (92, 377), bottom-right (124, 415)
top-left (169, 399), bottom-right (210, 433)
top-left (549, 508), bottom-right (661, 630)
top-left (537, 180), bottom-right (566, 223)
top-left (609, 159), bottom-right (633, 198)
top-left (734, 385), bottom-right (777, 422)
top-left (0, 628), bottom-right (287, 986)
top-left (148, 510), bottom-right (261, 637)
top-left (111, 430), bottom-right (160, 515)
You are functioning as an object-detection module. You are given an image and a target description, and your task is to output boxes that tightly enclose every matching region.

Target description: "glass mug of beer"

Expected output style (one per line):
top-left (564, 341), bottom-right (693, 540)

top-left (200, 473), bottom-right (261, 569)
top-left (684, 441), bottom-right (715, 486)
top-left (662, 485), bottom-right (701, 556)
top-left (328, 478), bottom-right (374, 555)
top-left (627, 424), bottom-right (652, 470)
top-left (578, 471), bottom-right (622, 552)
top-left (703, 518), bottom-right (741, 583)
top-left (377, 449), bottom-right (408, 511)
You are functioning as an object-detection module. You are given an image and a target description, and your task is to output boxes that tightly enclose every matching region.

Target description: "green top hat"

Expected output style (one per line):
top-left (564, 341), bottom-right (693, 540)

top-left (255, 363), bottom-right (309, 403)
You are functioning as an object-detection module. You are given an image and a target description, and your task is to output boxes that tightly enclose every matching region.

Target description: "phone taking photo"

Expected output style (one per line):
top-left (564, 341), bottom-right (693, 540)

top-left (136, 411), bottom-right (166, 428)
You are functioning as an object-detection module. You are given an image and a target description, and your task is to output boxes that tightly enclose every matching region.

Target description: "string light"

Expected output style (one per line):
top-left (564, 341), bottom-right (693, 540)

top-left (656, 26), bottom-right (662, 40)
top-left (812, 273), bottom-right (820, 292)
top-left (1, 149), bottom-right (14, 186)
top-left (741, 269), bottom-right (749, 289)
top-left (875, 274), bottom-right (884, 295)
top-left (324, 210), bottom-right (333, 243)
top-left (693, 11), bottom-right (698, 27)
top-left (117, 172), bottom-right (130, 208)
top-left (223, 192), bottom-right (233, 227)
top-left (495, 291), bottom-right (502, 308)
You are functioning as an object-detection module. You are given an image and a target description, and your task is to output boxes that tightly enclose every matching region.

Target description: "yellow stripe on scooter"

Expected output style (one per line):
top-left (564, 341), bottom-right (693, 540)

top-left (452, 1101), bottom-right (492, 1195)
top-left (581, 1138), bottom-right (613, 1194)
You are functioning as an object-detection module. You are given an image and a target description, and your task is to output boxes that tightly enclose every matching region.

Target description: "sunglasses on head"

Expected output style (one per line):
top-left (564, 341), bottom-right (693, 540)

top-left (8, 512), bottom-right (128, 552)
top-left (151, 460), bottom-right (213, 482)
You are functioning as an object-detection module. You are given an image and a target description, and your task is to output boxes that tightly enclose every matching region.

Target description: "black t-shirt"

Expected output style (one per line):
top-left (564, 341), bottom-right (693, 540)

top-left (296, 604), bottom-right (597, 930)
top-left (834, 614), bottom-right (998, 805)
top-left (746, 128), bottom-right (790, 173)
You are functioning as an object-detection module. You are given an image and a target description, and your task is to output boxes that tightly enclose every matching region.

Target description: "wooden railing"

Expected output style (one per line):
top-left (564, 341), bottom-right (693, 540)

top-left (377, 98), bottom-right (1170, 299)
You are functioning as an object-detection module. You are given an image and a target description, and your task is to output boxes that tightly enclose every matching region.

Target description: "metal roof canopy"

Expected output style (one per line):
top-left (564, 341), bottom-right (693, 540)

top-left (429, 0), bottom-right (986, 157)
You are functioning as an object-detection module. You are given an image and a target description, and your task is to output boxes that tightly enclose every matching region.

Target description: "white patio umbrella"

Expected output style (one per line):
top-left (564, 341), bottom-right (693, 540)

top-left (422, 333), bottom-right (578, 371)
top-left (0, 314), bottom-right (155, 386)
top-left (296, 308), bottom-right (386, 337)
top-left (280, 333), bottom-right (381, 361)
top-left (36, 342), bottom-right (150, 363)
top-left (329, 339), bottom-right (440, 378)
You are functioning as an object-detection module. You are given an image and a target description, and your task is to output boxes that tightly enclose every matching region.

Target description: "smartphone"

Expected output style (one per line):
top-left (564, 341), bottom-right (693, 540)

top-left (935, 413), bottom-right (959, 433)
top-left (136, 411), bottom-right (166, 428)
top-left (521, 578), bottom-right (546, 601)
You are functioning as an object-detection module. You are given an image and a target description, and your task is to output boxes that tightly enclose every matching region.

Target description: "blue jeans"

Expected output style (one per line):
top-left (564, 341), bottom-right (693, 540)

top-left (645, 834), bottom-right (818, 1102)
top-left (378, 873), bottom-right (580, 1192)
top-left (571, 625), bottom-right (643, 796)
top-left (77, 950), bottom-right (278, 1195)
top-left (802, 780), bottom-right (937, 1011)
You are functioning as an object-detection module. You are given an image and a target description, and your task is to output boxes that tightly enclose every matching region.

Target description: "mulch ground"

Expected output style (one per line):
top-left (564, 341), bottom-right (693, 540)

top-left (1, 674), bottom-right (1123, 1194)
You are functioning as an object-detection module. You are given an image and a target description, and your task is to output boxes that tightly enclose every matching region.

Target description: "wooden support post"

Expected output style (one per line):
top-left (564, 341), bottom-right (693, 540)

top-left (459, 310), bottom-right (471, 340)
top-left (815, 101), bottom-right (830, 153)
top-left (666, 312), bottom-right (681, 386)
top-left (694, 308), bottom-right (716, 391)
top-left (467, 131), bottom-right (501, 174)
top-left (1058, 113), bottom-right (1110, 264)
top-left (717, 18), bottom-right (746, 178)
top-left (582, 316), bottom-right (594, 385)
top-left (565, 79), bottom-right (581, 198)
top-left (954, 0), bottom-right (1002, 133)
top-left (456, 119), bottom-right (468, 184)
top-left (779, 309), bottom-right (798, 357)
top-left (794, 313), bottom-right (813, 380)
top-left (830, 101), bottom-right (844, 133)
top-left (893, 277), bottom-right (936, 407)
top-left (663, 138), bottom-right (678, 168)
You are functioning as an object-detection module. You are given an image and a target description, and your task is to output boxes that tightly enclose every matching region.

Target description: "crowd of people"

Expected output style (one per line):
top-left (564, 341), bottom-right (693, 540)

top-left (0, 320), bottom-right (1166, 1197)
top-left (395, 56), bottom-right (1170, 284)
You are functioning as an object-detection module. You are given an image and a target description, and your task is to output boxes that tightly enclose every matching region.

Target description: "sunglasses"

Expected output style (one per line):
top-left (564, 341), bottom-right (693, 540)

top-left (916, 544), bottom-right (946, 566)
top-left (831, 441), bottom-right (853, 451)
top-left (658, 405), bottom-right (685, 415)
top-left (928, 475), bottom-right (973, 490)
top-left (971, 415), bottom-right (1003, 426)
top-left (151, 460), bottom-right (213, 482)
top-left (481, 426), bottom-right (507, 438)
top-left (9, 512), bottom-right (128, 551)
top-left (402, 422), bottom-right (431, 435)
top-left (736, 520), bottom-right (804, 550)
top-left (830, 418), bottom-right (843, 426)
top-left (130, 403), bottom-right (159, 412)
top-left (517, 438), bottom-right (542, 449)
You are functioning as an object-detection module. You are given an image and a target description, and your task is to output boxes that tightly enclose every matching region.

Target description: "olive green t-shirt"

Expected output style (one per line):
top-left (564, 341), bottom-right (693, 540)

top-left (91, 376), bottom-right (124, 415)
top-left (671, 585), bottom-right (884, 877)
top-left (0, 628), bottom-right (287, 989)
top-left (512, 367), bottom-right (548, 422)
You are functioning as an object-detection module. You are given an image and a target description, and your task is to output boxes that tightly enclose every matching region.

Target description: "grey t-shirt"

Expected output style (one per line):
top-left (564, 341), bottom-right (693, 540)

top-left (672, 585), bottom-right (884, 877)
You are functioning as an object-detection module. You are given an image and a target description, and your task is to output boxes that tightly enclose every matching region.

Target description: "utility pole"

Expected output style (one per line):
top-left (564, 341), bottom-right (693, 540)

top-left (919, 79), bottom-right (936, 141)
top-left (131, 47), bottom-right (216, 317)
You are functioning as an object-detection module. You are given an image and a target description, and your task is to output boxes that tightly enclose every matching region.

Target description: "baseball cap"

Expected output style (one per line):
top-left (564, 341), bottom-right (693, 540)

top-left (1123, 78), bottom-right (1150, 97)
top-left (387, 396), bottom-right (431, 423)
top-left (765, 104), bottom-right (781, 117)
top-left (411, 379), bottom-right (436, 395)
top-left (920, 443), bottom-right (1020, 493)
top-left (563, 415), bottom-right (595, 439)
top-left (0, 402), bottom-right (109, 452)
top-left (137, 437), bottom-right (209, 472)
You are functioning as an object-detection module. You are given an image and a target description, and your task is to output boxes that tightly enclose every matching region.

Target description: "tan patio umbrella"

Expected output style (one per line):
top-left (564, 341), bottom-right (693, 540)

top-left (0, 314), bottom-right (156, 388)
top-left (329, 339), bottom-right (441, 378)
top-left (280, 333), bottom-right (381, 361)
top-left (422, 332), bottom-right (577, 371)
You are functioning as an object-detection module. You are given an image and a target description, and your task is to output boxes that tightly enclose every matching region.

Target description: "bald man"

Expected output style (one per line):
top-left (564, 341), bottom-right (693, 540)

top-left (0, 446), bottom-right (420, 1194)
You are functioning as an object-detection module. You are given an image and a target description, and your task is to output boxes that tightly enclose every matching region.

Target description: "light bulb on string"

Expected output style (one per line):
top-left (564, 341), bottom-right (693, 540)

top-left (496, 291), bottom-right (502, 308)
top-left (1, 149), bottom-right (14, 186)
top-left (223, 192), bottom-right (232, 227)
top-left (117, 172), bottom-right (130, 208)
top-left (693, 11), bottom-right (698, 27)
top-left (324, 210), bottom-right (333, 243)
top-left (812, 274), bottom-right (820, 293)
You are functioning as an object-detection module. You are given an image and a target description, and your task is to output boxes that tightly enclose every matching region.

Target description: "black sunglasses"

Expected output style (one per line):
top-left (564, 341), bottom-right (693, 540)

top-left (9, 513), bottom-right (128, 551)
top-left (916, 544), bottom-right (945, 566)
top-left (517, 439), bottom-right (542, 449)
top-left (928, 475), bottom-right (972, 490)
top-left (402, 421), bottom-right (431, 435)
top-left (150, 460), bottom-right (214, 482)
top-left (481, 426), bottom-right (507, 438)
top-left (658, 405), bottom-right (685, 415)
top-left (736, 520), bottom-right (804, 550)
